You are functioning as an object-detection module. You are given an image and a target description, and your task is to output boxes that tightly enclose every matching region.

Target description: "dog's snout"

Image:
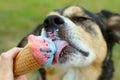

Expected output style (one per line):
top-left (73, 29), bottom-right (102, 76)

top-left (44, 15), bottom-right (64, 28)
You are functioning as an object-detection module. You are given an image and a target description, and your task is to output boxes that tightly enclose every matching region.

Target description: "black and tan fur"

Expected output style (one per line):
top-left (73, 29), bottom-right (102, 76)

top-left (18, 6), bottom-right (120, 80)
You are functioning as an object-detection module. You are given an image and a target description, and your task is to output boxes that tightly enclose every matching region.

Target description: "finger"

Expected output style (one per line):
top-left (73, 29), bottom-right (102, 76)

top-left (0, 48), bottom-right (22, 71)
top-left (2, 47), bottom-right (22, 59)
top-left (15, 75), bottom-right (28, 80)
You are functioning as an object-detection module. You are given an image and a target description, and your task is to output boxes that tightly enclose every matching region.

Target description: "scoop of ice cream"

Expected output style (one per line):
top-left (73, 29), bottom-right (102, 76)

top-left (28, 34), bottom-right (56, 66)
top-left (28, 34), bottom-right (68, 66)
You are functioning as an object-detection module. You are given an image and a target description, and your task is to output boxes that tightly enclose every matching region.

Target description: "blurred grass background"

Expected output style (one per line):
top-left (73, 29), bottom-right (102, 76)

top-left (0, 0), bottom-right (120, 80)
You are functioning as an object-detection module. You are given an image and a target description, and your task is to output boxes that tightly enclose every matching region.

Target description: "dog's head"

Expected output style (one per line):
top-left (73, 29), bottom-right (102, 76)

top-left (37, 5), bottom-right (120, 68)
top-left (17, 5), bottom-right (120, 80)
top-left (18, 5), bottom-right (120, 68)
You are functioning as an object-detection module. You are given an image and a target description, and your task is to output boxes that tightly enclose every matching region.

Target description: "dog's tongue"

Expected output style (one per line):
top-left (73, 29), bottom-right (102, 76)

top-left (52, 40), bottom-right (68, 64)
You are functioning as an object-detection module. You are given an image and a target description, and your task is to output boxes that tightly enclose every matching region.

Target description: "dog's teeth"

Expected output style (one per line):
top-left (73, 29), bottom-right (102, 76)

top-left (41, 28), bottom-right (47, 37)
top-left (60, 52), bottom-right (64, 57)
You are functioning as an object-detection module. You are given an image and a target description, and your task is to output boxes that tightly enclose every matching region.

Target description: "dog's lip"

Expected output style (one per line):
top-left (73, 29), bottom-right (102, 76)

top-left (59, 43), bottom-right (89, 63)
top-left (53, 40), bottom-right (90, 64)
top-left (71, 43), bottom-right (89, 57)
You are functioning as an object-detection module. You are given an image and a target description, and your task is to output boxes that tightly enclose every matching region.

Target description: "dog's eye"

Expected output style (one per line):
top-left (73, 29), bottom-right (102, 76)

top-left (72, 17), bottom-right (88, 22)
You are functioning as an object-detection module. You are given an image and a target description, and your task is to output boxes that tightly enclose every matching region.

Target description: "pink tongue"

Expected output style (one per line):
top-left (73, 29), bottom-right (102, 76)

top-left (52, 40), bottom-right (68, 64)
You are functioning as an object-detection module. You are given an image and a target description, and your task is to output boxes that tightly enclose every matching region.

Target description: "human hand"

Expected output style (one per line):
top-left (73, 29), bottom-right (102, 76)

top-left (0, 47), bottom-right (28, 80)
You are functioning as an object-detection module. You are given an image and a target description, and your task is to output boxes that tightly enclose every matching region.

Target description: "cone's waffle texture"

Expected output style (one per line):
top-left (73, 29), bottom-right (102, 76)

top-left (14, 44), bottom-right (41, 77)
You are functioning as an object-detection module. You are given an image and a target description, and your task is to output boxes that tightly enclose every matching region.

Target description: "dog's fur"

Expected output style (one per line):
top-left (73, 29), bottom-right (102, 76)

top-left (18, 5), bottom-right (120, 80)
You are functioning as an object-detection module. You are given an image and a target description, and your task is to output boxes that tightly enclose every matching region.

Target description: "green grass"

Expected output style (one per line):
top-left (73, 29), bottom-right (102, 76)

top-left (0, 0), bottom-right (120, 80)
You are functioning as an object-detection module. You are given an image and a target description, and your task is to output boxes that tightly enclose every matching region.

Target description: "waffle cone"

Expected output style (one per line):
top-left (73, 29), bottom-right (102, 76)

top-left (14, 44), bottom-right (41, 77)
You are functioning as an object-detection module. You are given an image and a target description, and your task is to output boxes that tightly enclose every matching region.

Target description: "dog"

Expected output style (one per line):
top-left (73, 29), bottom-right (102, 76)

top-left (18, 5), bottom-right (120, 80)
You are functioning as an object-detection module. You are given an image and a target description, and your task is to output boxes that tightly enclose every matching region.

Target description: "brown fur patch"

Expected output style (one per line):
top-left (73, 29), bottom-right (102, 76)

top-left (48, 12), bottom-right (60, 16)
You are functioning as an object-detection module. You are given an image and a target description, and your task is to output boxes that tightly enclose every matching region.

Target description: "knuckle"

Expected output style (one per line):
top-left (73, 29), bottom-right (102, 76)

top-left (12, 47), bottom-right (18, 50)
top-left (0, 53), bottom-right (9, 60)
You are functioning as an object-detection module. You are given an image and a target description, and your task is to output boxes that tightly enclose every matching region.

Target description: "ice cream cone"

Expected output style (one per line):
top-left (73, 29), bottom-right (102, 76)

top-left (14, 44), bottom-right (41, 77)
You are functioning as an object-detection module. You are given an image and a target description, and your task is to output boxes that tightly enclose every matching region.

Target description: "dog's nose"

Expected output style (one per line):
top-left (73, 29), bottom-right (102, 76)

top-left (43, 15), bottom-right (64, 28)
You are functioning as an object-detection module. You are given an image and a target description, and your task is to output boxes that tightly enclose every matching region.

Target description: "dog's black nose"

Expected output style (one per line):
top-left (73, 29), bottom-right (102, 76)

top-left (43, 15), bottom-right (64, 28)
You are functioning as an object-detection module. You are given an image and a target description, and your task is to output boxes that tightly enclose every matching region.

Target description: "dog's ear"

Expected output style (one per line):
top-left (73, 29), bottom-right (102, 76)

top-left (17, 24), bottom-right (43, 47)
top-left (101, 10), bottom-right (120, 43)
